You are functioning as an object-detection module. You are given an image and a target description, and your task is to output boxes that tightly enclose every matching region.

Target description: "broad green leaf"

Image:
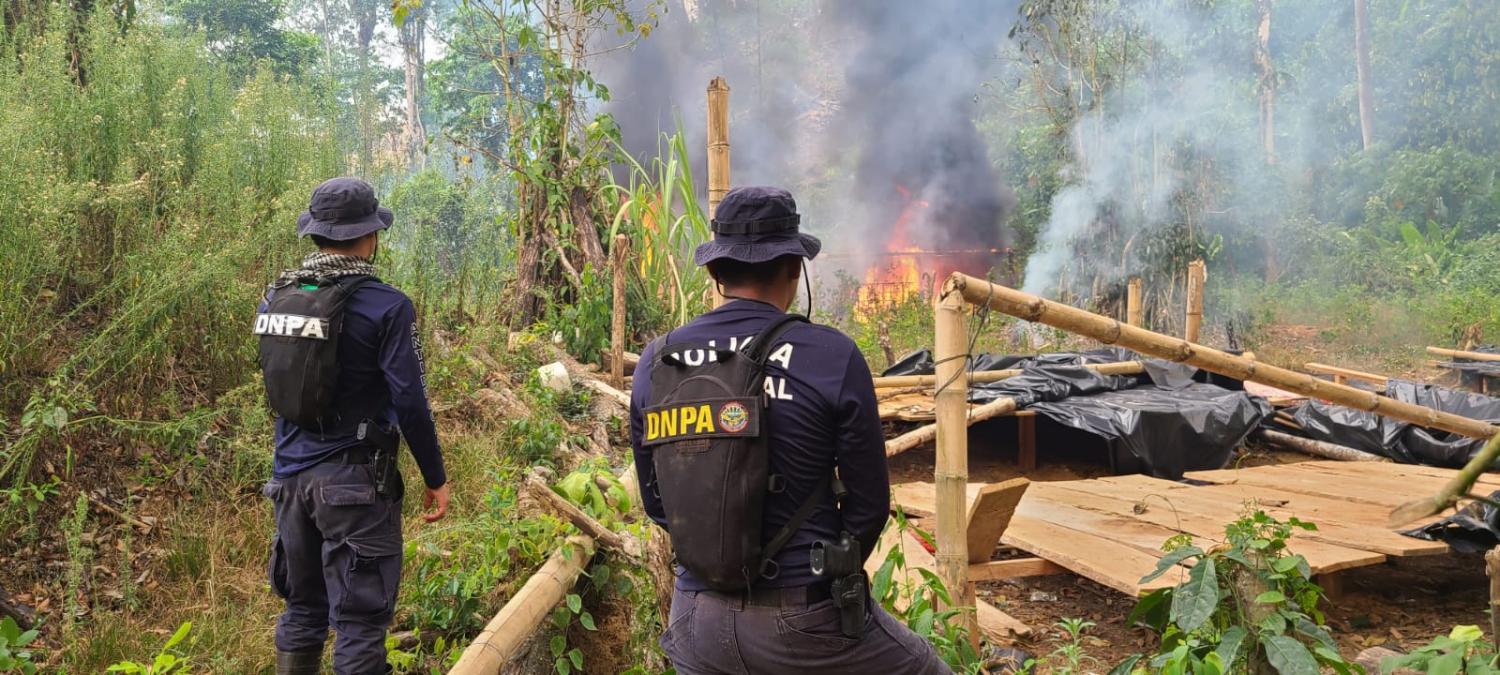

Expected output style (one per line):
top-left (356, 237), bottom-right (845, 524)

top-left (1140, 546), bottom-right (1204, 583)
top-left (566, 593), bottom-right (583, 614)
top-left (1215, 626), bottom-right (1250, 666)
top-left (1170, 558), bottom-right (1218, 631)
top-left (164, 621), bottom-right (191, 650)
top-left (1255, 590), bottom-right (1287, 604)
top-left (555, 656), bottom-right (571, 675)
top-left (1201, 652), bottom-right (1226, 675)
top-left (1295, 617), bottom-right (1338, 651)
top-left (568, 648), bottom-right (584, 670)
top-left (1430, 650), bottom-right (1464, 675)
top-left (1451, 625), bottom-right (1486, 643)
top-left (549, 634), bottom-right (566, 657)
top-left (1262, 635), bottom-right (1320, 675)
top-left (1108, 654), bottom-right (1144, 675)
top-left (872, 556), bottom-right (897, 602)
top-left (579, 611), bottom-right (596, 631)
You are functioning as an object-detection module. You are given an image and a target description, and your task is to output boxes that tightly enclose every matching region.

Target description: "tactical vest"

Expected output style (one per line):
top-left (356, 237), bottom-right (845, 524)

top-left (254, 274), bottom-right (375, 431)
top-left (642, 313), bottom-right (825, 591)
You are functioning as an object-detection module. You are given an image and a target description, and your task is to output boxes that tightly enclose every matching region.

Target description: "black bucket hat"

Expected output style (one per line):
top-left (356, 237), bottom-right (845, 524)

top-left (295, 177), bottom-right (395, 240)
top-left (694, 186), bottom-right (822, 266)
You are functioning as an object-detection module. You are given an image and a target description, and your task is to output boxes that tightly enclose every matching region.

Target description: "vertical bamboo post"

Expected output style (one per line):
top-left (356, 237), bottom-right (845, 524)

top-left (1185, 260), bottom-right (1206, 343)
top-left (1126, 277), bottom-right (1144, 327)
top-left (707, 76), bottom-right (730, 308)
top-left (933, 286), bottom-right (977, 644)
top-left (610, 234), bottom-right (629, 389)
top-left (1487, 547), bottom-right (1500, 645)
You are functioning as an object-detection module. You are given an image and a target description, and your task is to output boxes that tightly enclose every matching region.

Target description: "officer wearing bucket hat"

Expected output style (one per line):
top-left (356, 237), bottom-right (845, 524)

top-left (257, 177), bottom-right (449, 674)
top-left (630, 187), bottom-right (952, 673)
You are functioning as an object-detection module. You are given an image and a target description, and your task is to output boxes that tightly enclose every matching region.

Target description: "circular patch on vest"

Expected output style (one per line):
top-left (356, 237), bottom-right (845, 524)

top-left (719, 401), bottom-right (750, 433)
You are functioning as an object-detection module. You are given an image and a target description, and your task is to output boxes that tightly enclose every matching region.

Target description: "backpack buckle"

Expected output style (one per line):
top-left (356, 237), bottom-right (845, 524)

top-left (767, 474), bottom-right (787, 494)
top-left (758, 558), bottom-right (781, 581)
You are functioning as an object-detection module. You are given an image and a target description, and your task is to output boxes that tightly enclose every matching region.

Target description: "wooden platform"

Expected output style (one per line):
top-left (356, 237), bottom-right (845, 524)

top-left (892, 461), bottom-right (1463, 598)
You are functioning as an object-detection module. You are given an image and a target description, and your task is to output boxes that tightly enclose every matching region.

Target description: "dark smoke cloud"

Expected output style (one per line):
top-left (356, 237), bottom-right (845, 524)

top-left (594, 0), bottom-right (1018, 269)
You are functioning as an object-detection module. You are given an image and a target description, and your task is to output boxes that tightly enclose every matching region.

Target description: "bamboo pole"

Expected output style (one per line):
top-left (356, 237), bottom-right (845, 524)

top-left (945, 273), bottom-right (1500, 526)
top-left (610, 234), bottom-right (629, 389)
top-left (706, 76), bottom-right (730, 308)
top-left (1185, 260), bottom-right (1206, 343)
top-left (1126, 277), bottom-right (1144, 327)
top-left (933, 291), bottom-right (977, 643)
top-left (1253, 429), bottom-right (1389, 462)
top-left (1428, 346), bottom-right (1500, 363)
top-left (949, 273), bottom-right (1498, 440)
top-left (1488, 547), bottom-right (1500, 645)
top-left (449, 536), bottom-right (596, 674)
top-left (1304, 362), bottom-right (1388, 386)
top-left (873, 361), bottom-right (1145, 390)
top-left (885, 397), bottom-right (1019, 457)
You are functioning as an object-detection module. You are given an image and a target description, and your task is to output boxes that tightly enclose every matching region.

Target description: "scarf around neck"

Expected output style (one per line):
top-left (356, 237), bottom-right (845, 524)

top-left (276, 252), bottom-right (376, 285)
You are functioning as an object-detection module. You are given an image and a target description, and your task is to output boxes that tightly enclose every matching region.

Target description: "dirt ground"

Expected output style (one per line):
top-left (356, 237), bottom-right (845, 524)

top-left (887, 430), bottom-right (1492, 670)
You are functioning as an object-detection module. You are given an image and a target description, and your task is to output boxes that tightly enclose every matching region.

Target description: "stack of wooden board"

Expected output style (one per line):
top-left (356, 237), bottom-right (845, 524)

top-left (892, 461), bottom-right (1464, 598)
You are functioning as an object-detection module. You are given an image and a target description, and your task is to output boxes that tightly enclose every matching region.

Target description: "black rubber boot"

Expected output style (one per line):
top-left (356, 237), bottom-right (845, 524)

top-left (275, 649), bottom-right (323, 675)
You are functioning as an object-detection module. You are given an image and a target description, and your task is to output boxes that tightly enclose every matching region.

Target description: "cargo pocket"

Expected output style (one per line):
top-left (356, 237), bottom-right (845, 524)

top-left (339, 536), bottom-right (402, 619)
top-left (267, 535), bottom-right (290, 599)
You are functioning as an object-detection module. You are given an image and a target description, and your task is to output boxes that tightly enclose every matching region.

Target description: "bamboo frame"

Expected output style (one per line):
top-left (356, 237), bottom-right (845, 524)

top-left (1126, 277), bottom-right (1143, 327)
top-left (1185, 260), bottom-right (1206, 342)
top-left (1304, 362), bottom-right (1388, 386)
top-left (449, 536), bottom-right (596, 674)
top-left (872, 361), bottom-right (1145, 390)
top-left (1429, 346), bottom-right (1500, 363)
top-left (706, 76), bottom-right (729, 308)
top-left (949, 273), bottom-right (1497, 439)
top-left (933, 290), bottom-right (977, 643)
top-left (884, 397), bottom-right (1018, 457)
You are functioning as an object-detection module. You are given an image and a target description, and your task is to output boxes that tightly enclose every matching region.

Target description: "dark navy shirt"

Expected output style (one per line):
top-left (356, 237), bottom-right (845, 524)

top-left (630, 299), bottom-right (890, 590)
top-left (262, 281), bottom-right (447, 489)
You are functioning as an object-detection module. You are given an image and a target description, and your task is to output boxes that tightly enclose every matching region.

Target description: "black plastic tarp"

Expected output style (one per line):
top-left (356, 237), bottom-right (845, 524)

top-left (1283, 379), bottom-right (1500, 468)
top-left (882, 350), bottom-right (1272, 480)
top-left (1403, 489), bottom-right (1500, 553)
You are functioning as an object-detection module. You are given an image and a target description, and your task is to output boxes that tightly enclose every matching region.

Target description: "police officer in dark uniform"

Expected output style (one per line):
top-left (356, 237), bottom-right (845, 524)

top-left (630, 186), bottom-right (951, 674)
top-left (258, 178), bottom-right (450, 674)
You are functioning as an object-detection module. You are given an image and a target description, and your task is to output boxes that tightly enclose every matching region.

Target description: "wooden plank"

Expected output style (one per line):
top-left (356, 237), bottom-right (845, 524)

top-left (1017, 414), bottom-right (1037, 472)
top-left (1293, 460), bottom-right (1500, 489)
top-left (966, 478), bottom-right (1029, 564)
top-left (866, 526), bottom-right (1031, 640)
top-left (1185, 466), bottom-right (1415, 509)
top-left (1260, 462), bottom-right (1493, 501)
top-left (1002, 515), bottom-right (1185, 596)
top-left (1038, 479), bottom-right (1428, 561)
top-left (968, 557), bottom-right (1068, 582)
top-left (892, 482), bottom-right (983, 519)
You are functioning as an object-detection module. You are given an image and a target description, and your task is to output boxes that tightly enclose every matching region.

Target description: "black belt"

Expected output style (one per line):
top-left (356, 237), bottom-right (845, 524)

top-left (732, 581), bottom-right (833, 608)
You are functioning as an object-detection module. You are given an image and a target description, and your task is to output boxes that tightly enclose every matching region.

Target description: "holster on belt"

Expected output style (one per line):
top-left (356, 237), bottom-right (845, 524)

top-left (357, 420), bottom-right (402, 498)
top-left (812, 530), bottom-right (867, 638)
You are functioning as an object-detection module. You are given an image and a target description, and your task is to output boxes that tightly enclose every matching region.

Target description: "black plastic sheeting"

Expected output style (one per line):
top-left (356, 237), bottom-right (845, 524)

top-left (1404, 489), bottom-right (1500, 554)
top-left (1281, 379), bottom-right (1500, 468)
top-left (882, 350), bottom-right (1272, 480)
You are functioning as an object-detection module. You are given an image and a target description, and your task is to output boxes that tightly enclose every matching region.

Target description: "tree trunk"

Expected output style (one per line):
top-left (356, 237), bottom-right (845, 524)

top-left (399, 5), bottom-right (426, 168)
top-left (355, 0), bottom-right (378, 172)
top-left (1255, 0), bottom-right (1275, 165)
top-left (1354, 0), bottom-right (1375, 150)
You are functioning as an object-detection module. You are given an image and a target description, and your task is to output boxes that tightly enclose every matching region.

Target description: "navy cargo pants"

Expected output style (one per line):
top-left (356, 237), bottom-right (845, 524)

top-left (661, 587), bottom-right (954, 674)
top-left (264, 458), bottom-right (403, 674)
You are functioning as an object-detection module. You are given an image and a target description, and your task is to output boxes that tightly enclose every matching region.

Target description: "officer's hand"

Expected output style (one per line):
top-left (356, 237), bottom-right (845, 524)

top-left (423, 483), bottom-right (451, 522)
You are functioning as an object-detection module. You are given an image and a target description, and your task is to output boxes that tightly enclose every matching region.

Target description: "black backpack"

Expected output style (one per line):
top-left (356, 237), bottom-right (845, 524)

top-left (254, 274), bottom-right (376, 431)
top-left (642, 313), bottom-right (824, 590)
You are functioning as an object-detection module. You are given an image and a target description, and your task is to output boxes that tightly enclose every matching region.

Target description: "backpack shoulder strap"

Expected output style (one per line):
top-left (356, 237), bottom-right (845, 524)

top-left (747, 312), bottom-right (821, 585)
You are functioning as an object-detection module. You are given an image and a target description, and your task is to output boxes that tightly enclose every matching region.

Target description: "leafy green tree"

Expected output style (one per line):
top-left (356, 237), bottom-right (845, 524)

top-left (164, 0), bottom-right (317, 76)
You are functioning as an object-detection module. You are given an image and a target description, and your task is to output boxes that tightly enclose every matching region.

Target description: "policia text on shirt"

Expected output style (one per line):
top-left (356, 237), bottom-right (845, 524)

top-left (630, 186), bottom-right (953, 674)
top-left (255, 177), bottom-right (451, 675)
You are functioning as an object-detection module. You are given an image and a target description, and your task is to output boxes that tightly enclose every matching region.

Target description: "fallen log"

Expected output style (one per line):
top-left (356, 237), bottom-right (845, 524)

top-left (944, 273), bottom-right (1500, 526)
top-left (872, 361), bottom-right (1144, 390)
top-left (1428, 346), bottom-right (1500, 362)
top-left (1253, 429), bottom-right (1389, 463)
top-left (581, 377), bottom-right (631, 408)
top-left (0, 586), bottom-right (35, 631)
top-left (524, 472), bottom-right (642, 559)
top-left (449, 536), bottom-right (596, 675)
top-left (885, 397), bottom-right (1019, 457)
